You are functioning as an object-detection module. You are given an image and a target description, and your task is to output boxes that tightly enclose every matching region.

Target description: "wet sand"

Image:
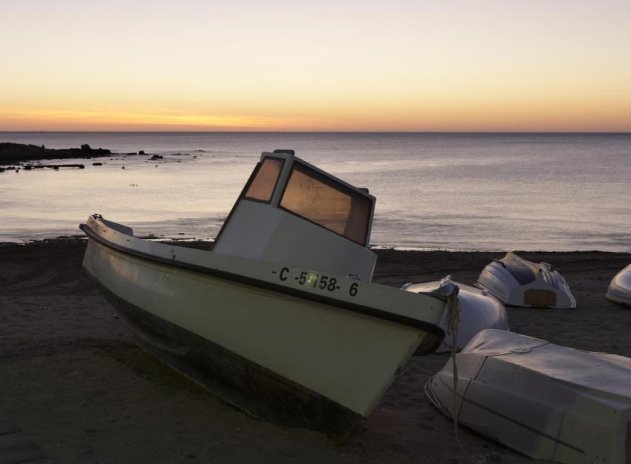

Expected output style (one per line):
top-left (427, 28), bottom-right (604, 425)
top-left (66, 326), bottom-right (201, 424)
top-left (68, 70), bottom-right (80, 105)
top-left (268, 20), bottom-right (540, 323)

top-left (1, 238), bottom-right (629, 463)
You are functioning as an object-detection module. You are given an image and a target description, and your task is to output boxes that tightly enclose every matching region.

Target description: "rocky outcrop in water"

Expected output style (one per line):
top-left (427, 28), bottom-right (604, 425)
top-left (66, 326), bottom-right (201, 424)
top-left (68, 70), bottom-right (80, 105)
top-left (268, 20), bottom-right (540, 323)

top-left (0, 143), bottom-right (112, 166)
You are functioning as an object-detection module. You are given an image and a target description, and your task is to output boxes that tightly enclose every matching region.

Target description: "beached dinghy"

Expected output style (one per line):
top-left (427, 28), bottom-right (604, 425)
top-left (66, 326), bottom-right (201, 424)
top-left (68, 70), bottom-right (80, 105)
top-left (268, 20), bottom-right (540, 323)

top-left (403, 278), bottom-right (508, 352)
top-left (476, 252), bottom-right (576, 308)
top-left (426, 329), bottom-right (631, 464)
top-left (606, 264), bottom-right (631, 307)
top-left (81, 150), bottom-right (450, 439)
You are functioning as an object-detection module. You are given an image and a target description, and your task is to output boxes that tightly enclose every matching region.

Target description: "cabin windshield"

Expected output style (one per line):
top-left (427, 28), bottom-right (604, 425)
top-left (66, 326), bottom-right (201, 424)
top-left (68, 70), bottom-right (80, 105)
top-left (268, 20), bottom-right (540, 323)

top-left (280, 162), bottom-right (373, 245)
top-left (244, 157), bottom-right (284, 202)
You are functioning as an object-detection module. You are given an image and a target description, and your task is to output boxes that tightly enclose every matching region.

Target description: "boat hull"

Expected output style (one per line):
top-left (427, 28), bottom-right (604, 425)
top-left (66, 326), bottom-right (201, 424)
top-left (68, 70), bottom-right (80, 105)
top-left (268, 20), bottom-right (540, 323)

top-left (476, 252), bottom-right (576, 308)
top-left (81, 217), bottom-right (446, 439)
top-left (606, 264), bottom-right (631, 307)
top-left (404, 281), bottom-right (508, 352)
top-left (95, 283), bottom-right (361, 437)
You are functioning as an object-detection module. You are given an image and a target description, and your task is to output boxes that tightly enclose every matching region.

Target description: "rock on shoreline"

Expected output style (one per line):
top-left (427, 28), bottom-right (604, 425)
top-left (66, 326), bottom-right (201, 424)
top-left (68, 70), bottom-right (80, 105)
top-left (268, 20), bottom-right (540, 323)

top-left (0, 142), bottom-right (112, 166)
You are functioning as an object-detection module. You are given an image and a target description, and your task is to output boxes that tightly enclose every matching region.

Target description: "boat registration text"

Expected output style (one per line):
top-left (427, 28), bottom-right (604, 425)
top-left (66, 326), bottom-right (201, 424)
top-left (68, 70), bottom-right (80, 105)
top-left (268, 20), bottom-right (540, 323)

top-left (275, 267), bottom-right (359, 297)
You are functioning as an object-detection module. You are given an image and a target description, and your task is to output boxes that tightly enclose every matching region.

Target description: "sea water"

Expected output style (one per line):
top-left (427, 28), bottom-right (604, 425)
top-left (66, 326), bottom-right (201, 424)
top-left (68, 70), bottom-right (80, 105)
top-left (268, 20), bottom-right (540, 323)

top-left (1, 132), bottom-right (630, 251)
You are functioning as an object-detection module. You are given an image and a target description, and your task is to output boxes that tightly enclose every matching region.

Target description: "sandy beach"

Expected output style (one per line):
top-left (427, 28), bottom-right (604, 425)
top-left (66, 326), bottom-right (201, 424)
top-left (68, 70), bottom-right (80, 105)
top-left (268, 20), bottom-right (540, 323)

top-left (1, 238), bottom-right (630, 463)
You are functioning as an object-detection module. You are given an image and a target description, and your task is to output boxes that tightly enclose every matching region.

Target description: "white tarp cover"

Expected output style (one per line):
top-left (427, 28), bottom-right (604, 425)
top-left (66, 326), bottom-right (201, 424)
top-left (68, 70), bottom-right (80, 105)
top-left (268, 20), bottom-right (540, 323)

top-left (427, 329), bottom-right (631, 464)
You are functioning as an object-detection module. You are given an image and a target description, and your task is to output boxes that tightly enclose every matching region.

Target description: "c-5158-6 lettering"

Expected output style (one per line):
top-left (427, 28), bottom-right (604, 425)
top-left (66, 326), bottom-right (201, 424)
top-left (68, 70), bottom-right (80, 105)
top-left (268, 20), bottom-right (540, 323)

top-left (277, 267), bottom-right (359, 297)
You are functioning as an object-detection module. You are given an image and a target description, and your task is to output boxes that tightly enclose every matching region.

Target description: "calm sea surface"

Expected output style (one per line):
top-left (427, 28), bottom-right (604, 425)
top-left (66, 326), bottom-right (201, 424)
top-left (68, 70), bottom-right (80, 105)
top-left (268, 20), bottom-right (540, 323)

top-left (1, 132), bottom-right (630, 251)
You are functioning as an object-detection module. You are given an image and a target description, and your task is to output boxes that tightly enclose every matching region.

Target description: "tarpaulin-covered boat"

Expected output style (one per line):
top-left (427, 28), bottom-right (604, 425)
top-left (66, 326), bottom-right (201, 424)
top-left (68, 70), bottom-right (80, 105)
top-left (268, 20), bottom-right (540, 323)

top-left (427, 329), bottom-right (631, 464)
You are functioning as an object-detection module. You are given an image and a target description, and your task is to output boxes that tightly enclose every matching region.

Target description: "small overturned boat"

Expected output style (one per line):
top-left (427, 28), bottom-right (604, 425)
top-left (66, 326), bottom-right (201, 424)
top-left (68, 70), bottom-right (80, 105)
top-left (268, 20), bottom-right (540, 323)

top-left (403, 278), bottom-right (508, 352)
top-left (81, 149), bottom-right (451, 439)
top-left (476, 252), bottom-right (576, 308)
top-left (606, 264), bottom-right (631, 307)
top-left (426, 329), bottom-right (631, 464)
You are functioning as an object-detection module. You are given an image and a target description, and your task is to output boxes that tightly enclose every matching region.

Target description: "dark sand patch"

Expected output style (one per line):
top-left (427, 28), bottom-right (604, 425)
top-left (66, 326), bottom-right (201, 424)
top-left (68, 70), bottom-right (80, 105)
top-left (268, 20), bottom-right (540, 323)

top-left (1, 239), bottom-right (629, 463)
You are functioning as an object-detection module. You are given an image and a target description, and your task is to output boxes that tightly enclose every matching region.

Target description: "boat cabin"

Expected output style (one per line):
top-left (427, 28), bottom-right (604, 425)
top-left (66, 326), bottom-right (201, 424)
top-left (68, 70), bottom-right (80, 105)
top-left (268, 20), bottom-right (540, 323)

top-left (214, 150), bottom-right (377, 281)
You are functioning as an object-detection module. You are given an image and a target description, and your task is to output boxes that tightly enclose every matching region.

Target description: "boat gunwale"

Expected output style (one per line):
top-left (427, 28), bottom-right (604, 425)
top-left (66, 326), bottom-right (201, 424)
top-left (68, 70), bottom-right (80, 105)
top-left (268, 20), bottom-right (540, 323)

top-left (80, 220), bottom-right (446, 339)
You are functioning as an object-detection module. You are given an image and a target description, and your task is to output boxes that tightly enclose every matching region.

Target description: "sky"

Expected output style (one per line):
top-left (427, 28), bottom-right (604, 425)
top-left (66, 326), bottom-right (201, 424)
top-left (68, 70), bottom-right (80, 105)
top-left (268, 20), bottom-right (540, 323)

top-left (1, 0), bottom-right (630, 132)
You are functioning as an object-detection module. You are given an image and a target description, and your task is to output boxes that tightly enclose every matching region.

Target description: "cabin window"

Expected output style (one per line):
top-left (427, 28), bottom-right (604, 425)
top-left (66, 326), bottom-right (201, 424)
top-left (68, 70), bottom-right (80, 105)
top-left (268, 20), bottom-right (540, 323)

top-left (244, 158), bottom-right (284, 202)
top-left (280, 163), bottom-right (372, 245)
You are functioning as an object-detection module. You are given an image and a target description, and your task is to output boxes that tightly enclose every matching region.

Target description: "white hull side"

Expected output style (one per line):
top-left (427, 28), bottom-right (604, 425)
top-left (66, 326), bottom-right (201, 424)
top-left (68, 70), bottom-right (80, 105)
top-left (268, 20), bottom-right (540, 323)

top-left (404, 281), bottom-right (508, 352)
top-left (83, 236), bottom-right (435, 419)
top-left (606, 264), bottom-right (631, 307)
top-left (427, 329), bottom-right (631, 464)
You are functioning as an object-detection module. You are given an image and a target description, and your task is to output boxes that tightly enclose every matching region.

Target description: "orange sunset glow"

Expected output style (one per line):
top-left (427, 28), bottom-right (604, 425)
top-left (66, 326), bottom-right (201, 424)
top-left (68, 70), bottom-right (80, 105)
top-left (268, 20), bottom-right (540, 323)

top-left (1, 1), bottom-right (630, 132)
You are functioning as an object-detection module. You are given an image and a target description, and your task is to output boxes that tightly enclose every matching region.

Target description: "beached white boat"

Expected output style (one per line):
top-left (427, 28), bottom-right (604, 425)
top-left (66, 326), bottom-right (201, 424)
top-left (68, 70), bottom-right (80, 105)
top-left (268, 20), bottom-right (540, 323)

top-left (426, 329), bottom-right (631, 464)
top-left (80, 149), bottom-right (451, 439)
top-left (403, 278), bottom-right (508, 352)
top-left (476, 252), bottom-right (576, 308)
top-left (606, 264), bottom-right (631, 307)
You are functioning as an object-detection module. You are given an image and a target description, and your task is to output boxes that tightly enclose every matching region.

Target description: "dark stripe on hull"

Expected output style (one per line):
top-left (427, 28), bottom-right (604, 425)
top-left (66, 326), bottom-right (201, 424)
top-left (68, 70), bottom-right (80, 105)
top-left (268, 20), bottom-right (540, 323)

top-left (96, 284), bottom-right (362, 441)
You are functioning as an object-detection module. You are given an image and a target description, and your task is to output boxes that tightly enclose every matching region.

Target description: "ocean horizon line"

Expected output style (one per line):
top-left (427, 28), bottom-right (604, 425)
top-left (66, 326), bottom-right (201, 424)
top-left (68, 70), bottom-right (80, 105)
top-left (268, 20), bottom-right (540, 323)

top-left (2, 130), bottom-right (631, 136)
